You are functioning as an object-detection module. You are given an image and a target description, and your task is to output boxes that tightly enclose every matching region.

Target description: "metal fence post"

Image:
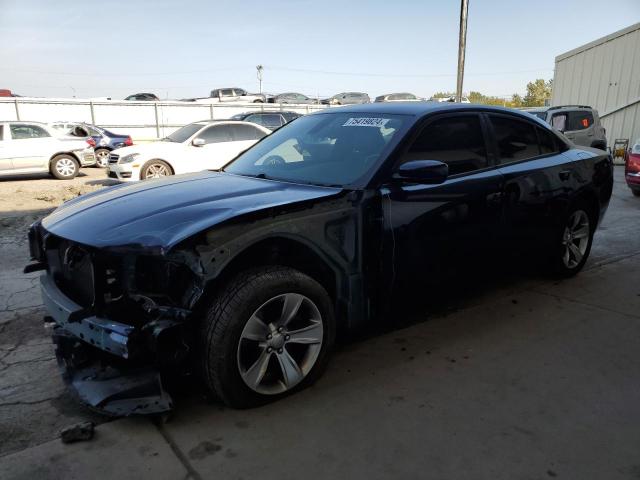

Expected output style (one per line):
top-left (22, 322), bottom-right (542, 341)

top-left (154, 102), bottom-right (160, 138)
top-left (89, 101), bottom-right (95, 124)
top-left (14, 98), bottom-right (20, 120)
top-left (209, 103), bottom-right (214, 120)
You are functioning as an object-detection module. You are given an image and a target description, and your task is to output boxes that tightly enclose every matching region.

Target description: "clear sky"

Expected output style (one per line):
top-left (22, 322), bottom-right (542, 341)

top-left (0, 0), bottom-right (638, 100)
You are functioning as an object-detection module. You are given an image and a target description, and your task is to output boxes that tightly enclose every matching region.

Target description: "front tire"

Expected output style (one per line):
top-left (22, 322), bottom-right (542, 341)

top-left (95, 148), bottom-right (110, 168)
top-left (50, 154), bottom-right (79, 179)
top-left (140, 159), bottom-right (172, 180)
top-left (551, 203), bottom-right (594, 277)
top-left (199, 266), bottom-right (335, 408)
top-left (631, 189), bottom-right (640, 197)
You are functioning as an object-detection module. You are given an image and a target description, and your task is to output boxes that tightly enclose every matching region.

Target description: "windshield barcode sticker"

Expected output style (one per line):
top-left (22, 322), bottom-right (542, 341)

top-left (343, 117), bottom-right (389, 127)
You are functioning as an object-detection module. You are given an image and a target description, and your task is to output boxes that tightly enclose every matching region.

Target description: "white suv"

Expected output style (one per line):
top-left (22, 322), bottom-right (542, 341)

top-left (0, 121), bottom-right (96, 179)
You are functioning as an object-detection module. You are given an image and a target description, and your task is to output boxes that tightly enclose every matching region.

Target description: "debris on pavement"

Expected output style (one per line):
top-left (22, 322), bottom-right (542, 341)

top-left (60, 421), bottom-right (95, 444)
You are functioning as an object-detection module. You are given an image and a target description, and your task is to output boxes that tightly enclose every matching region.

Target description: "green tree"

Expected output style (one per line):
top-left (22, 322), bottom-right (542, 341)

top-left (431, 91), bottom-right (456, 99)
top-left (523, 79), bottom-right (552, 107)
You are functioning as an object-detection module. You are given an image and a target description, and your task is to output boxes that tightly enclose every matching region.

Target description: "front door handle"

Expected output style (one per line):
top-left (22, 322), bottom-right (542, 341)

top-left (559, 169), bottom-right (571, 181)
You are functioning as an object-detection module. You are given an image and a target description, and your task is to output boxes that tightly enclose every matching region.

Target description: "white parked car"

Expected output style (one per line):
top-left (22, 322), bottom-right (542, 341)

top-left (0, 121), bottom-right (96, 179)
top-left (108, 120), bottom-right (271, 181)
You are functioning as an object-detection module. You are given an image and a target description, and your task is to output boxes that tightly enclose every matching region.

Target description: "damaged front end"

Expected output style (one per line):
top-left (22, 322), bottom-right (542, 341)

top-left (27, 222), bottom-right (202, 416)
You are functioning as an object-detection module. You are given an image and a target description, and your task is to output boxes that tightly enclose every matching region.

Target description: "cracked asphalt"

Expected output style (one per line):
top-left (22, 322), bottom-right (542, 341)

top-left (0, 167), bottom-right (639, 479)
top-left (0, 169), bottom-right (110, 456)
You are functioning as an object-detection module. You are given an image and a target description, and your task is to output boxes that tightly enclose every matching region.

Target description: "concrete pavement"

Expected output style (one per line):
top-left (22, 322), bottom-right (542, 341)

top-left (1, 167), bottom-right (639, 479)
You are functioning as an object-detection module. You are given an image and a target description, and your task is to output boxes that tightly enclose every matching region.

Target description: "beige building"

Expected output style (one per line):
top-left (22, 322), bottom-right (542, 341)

top-left (552, 22), bottom-right (640, 148)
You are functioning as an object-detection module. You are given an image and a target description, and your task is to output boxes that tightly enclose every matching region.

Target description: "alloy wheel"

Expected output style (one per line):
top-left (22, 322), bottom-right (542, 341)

top-left (237, 293), bottom-right (324, 395)
top-left (96, 150), bottom-right (110, 167)
top-left (145, 163), bottom-right (169, 178)
top-left (562, 210), bottom-right (590, 269)
top-left (55, 157), bottom-right (76, 177)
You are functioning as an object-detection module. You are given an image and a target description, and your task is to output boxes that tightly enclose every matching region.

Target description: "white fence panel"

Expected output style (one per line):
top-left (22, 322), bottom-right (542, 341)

top-left (0, 98), bottom-right (328, 140)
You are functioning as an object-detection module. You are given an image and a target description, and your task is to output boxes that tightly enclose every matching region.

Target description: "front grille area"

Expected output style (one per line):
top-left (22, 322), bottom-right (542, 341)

top-left (109, 153), bottom-right (120, 164)
top-left (55, 239), bottom-right (95, 307)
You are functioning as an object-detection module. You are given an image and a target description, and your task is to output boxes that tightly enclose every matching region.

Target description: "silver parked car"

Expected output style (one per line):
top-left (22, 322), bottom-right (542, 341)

top-left (270, 92), bottom-right (318, 105)
top-left (524, 105), bottom-right (607, 150)
top-left (374, 92), bottom-right (423, 102)
top-left (0, 121), bottom-right (96, 179)
top-left (322, 92), bottom-right (370, 105)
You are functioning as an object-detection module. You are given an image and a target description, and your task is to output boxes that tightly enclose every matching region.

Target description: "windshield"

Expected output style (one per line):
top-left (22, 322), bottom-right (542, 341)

top-left (224, 112), bottom-right (409, 187)
top-left (163, 123), bottom-right (204, 143)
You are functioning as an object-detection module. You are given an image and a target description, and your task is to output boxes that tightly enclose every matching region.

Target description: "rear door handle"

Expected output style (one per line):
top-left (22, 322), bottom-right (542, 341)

top-left (559, 169), bottom-right (571, 181)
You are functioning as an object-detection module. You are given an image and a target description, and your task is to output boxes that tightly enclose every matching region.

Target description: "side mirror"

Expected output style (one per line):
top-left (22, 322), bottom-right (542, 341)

top-left (393, 160), bottom-right (448, 184)
top-left (192, 138), bottom-right (205, 147)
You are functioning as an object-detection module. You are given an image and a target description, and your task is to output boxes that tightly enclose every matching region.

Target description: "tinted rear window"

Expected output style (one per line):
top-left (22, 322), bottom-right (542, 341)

top-left (490, 116), bottom-right (539, 163)
top-left (231, 124), bottom-right (267, 141)
top-left (567, 111), bottom-right (594, 131)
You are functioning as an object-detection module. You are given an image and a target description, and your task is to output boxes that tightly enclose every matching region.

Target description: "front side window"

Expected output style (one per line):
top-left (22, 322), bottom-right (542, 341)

top-left (199, 125), bottom-right (234, 143)
top-left (404, 115), bottom-right (488, 175)
top-left (567, 111), bottom-right (594, 131)
top-left (231, 124), bottom-right (267, 141)
top-left (225, 112), bottom-right (409, 187)
top-left (220, 89), bottom-right (234, 97)
top-left (10, 124), bottom-right (50, 139)
top-left (490, 116), bottom-right (539, 163)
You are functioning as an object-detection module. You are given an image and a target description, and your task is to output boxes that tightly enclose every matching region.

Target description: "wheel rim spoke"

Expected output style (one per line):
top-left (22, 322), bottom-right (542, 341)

top-left (276, 349), bottom-right (304, 388)
top-left (287, 322), bottom-right (323, 345)
top-left (241, 314), bottom-right (270, 341)
top-left (572, 226), bottom-right (589, 239)
top-left (569, 242), bottom-right (583, 262)
top-left (279, 293), bottom-right (303, 326)
top-left (242, 348), bottom-right (272, 388)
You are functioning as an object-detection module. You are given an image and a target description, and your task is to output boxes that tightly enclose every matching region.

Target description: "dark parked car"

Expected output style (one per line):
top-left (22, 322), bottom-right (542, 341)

top-left (125, 93), bottom-right (159, 101)
top-left (230, 111), bottom-right (302, 130)
top-left (322, 92), bottom-right (370, 105)
top-left (50, 122), bottom-right (133, 167)
top-left (27, 103), bottom-right (613, 414)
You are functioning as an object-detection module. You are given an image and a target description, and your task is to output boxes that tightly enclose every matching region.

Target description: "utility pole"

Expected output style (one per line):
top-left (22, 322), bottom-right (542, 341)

top-left (256, 65), bottom-right (264, 94)
top-left (455, 0), bottom-right (469, 103)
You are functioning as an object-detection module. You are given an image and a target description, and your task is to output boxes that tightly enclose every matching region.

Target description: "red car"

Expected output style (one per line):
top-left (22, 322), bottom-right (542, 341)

top-left (626, 139), bottom-right (640, 196)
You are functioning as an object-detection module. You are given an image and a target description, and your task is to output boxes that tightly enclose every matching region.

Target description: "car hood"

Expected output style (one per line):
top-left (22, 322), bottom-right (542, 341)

top-left (41, 172), bottom-right (342, 251)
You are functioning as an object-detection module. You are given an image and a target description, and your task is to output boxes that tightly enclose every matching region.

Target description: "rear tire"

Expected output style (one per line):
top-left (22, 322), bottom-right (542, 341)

top-left (50, 154), bottom-right (79, 180)
top-left (140, 159), bottom-right (172, 180)
top-left (632, 189), bottom-right (640, 197)
top-left (550, 201), bottom-right (595, 277)
top-left (199, 266), bottom-right (335, 409)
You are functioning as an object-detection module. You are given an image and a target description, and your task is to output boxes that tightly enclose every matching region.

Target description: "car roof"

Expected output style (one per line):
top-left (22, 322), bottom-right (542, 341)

top-left (0, 120), bottom-right (48, 125)
top-left (313, 102), bottom-right (551, 125)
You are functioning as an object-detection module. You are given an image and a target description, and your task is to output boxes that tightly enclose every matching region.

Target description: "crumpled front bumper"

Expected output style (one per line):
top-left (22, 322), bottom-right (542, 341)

top-left (41, 274), bottom-right (173, 416)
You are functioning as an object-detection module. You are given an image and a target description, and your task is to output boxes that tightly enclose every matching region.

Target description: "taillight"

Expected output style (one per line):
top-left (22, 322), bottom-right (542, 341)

top-left (627, 153), bottom-right (640, 172)
top-left (86, 138), bottom-right (96, 148)
top-left (124, 136), bottom-right (133, 146)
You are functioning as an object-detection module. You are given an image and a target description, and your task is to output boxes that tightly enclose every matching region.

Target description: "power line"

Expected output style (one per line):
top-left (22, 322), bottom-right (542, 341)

top-left (1, 65), bottom-right (553, 79)
top-left (266, 65), bottom-right (553, 78)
